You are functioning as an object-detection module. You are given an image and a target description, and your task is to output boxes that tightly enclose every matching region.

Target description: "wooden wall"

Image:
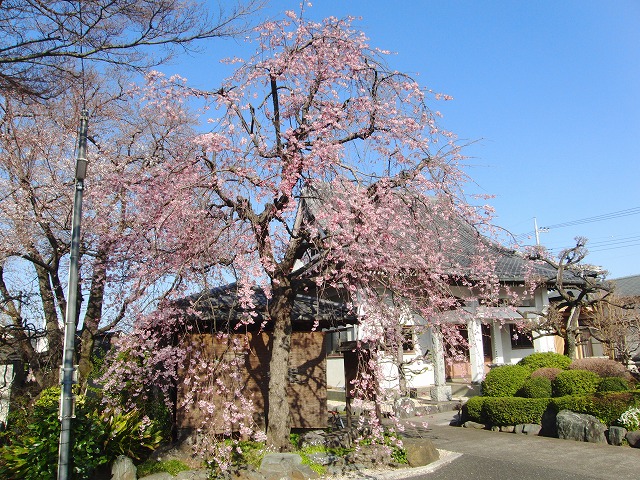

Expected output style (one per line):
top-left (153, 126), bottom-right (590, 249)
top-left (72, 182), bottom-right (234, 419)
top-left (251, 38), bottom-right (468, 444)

top-left (176, 331), bottom-right (327, 436)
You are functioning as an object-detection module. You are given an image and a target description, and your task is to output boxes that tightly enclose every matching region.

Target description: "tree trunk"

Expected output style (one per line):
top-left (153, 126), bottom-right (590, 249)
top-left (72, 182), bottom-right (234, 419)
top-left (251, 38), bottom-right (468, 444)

top-left (397, 342), bottom-right (407, 396)
top-left (564, 305), bottom-right (581, 360)
top-left (266, 279), bottom-right (294, 451)
top-left (77, 254), bottom-right (107, 387)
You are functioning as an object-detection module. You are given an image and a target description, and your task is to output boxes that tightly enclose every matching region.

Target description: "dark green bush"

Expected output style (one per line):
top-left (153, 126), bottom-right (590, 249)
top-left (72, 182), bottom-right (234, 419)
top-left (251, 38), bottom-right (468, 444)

top-left (518, 352), bottom-right (571, 371)
top-left (597, 377), bottom-right (629, 393)
top-left (549, 395), bottom-right (594, 417)
top-left (550, 391), bottom-right (640, 425)
top-left (518, 377), bottom-right (552, 398)
top-left (464, 396), bottom-right (486, 423)
top-left (552, 369), bottom-right (600, 396)
top-left (0, 387), bottom-right (164, 480)
top-left (481, 365), bottom-right (531, 397)
top-left (0, 387), bottom-right (108, 480)
top-left (482, 397), bottom-right (551, 426)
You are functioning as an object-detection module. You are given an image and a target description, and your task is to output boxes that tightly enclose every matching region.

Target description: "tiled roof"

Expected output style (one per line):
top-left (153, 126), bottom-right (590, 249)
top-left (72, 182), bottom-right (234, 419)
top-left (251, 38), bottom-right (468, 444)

top-left (611, 274), bottom-right (640, 297)
top-left (301, 183), bottom-right (566, 285)
top-left (184, 283), bottom-right (357, 329)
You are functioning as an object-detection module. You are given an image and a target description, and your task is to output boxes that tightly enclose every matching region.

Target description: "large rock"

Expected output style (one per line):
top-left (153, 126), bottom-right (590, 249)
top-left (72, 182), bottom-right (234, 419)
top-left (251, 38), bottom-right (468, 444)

top-left (556, 410), bottom-right (607, 444)
top-left (608, 426), bottom-right (627, 446)
top-left (395, 397), bottom-right (416, 418)
top-left (345, 444), bottom-right (392, 468)
top-left (176, 470), bottom-right (209, 480)
top-left (626, 430), bottom-right (640, 448)
top-left (112, 455), bottom-right (137, 480)
top-left (402, 438), bottom-right (440, 467)
top-left (540, 409), bottom-right (558, 437)
top-left (259, 453), bottom-right (319, 480)
top-left (140, 473), bottom-right (173, 480)
top-left (522, 424), bottom-right (542, 436)
top-left (462, 421), bottom-right (485, 429)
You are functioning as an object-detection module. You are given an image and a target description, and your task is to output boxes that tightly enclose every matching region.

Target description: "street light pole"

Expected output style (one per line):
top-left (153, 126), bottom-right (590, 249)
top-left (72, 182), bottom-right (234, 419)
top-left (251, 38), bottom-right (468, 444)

top-left (57, 109), bottom-right (89, 480)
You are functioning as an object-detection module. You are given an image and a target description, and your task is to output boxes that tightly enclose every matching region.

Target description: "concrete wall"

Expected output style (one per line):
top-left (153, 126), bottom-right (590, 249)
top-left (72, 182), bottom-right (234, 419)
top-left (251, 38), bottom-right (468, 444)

top-left (0, 364), bottom-right (14, 428)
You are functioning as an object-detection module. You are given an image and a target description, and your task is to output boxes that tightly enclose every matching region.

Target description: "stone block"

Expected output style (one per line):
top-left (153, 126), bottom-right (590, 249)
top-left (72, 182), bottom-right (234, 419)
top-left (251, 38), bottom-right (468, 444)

top-left (500, 425), bottom-right (515, 433)
top-left (112, 455), bottom-right (136, 480)
top-left (556, 410), bottom-right (607, 444)
top-left (540, 409), bottom-right (558, 437)
top-left (140, 473), bottom-right (173, 480)
top-left (403, 438), bottom-right (440, 467)
top-left (626, 430), bottom-right (640, 448)
top-left (522, 424), bottom-right (542, 436)
top-left (395, 397), bottom-right (416, 418)
top-left (430, 385), bottom-right (452, 402)
top-left (607, 426), bottom-right (627, 446)
top-left (176, 471), bottom-right (209, 480)
top-left (463, 421), bottom-right (485, 429)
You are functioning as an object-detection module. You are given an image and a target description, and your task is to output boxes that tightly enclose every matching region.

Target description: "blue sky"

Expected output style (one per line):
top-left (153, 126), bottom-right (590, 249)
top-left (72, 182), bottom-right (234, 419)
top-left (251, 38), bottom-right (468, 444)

top-left (161, 0), bottom-right (640, 279)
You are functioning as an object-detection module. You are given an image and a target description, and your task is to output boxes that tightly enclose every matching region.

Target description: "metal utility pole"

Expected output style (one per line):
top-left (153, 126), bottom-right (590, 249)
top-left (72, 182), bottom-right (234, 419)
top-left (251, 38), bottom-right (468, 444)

top-left (534, 217), bottom-right (549, 246)
top-left (57, 109), bottom-right (89, 480)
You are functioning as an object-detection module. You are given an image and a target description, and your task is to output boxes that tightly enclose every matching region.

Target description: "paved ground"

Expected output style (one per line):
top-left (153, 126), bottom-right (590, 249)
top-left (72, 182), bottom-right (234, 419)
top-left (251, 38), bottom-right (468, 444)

top-left (389, 408), bottom-right (640, 480)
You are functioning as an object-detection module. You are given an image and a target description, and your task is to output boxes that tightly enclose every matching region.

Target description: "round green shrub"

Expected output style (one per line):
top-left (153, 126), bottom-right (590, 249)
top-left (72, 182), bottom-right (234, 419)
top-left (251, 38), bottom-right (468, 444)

top-left (481, 365), bottom-right (531, 397)
top-left (552, 369), bottom-right (600, 397)
top-left (597, 377), bottom-right (629, 393)
top-left (591, 392), bottom-right (640, 425)
top-left (518, 352), bottom-right (571, 371)
top-left (464, 396), bottom-right (486, 423)
top-left (518, 377), bottom-right (552, 398)
top-left (482, 397), bottom-right (551, 426)
top-left (530, 367), bottom-right (563, 381)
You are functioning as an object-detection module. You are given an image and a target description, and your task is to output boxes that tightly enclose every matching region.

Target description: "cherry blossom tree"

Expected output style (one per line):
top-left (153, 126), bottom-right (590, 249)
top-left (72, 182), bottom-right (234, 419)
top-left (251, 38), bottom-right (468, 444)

top-left (0, 69), bottom-right (232, 391)
top-left (100, 12), bottom-right (504, 454)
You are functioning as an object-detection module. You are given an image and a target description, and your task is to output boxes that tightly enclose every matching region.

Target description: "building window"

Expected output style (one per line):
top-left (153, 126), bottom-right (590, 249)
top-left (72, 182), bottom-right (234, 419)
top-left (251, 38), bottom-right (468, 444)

top-left (325, 327), bottom-right (355, 356)
top-left (402, 326), bottom-right (415, 353)
top-left (510, 325), bottom-right (533, 349)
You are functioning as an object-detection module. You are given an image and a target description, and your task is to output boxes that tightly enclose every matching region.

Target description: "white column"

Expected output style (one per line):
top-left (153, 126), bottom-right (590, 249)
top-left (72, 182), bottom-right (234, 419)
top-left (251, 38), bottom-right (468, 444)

top-left (467, 317), bottom-right (485, 383)
top-left (431, 326), bottom-right (446, 386)
top-left (491, 321), bottom-right (505, 365)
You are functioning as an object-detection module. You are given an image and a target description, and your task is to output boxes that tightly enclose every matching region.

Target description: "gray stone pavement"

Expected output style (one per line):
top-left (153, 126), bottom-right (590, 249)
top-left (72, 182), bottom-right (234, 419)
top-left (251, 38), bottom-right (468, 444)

top-left (390, 408), bottom-right (640, 480)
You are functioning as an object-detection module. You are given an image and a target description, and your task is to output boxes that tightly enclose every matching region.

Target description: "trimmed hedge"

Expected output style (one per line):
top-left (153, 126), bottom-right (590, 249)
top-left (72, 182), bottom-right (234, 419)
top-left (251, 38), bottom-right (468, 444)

top-left (550, 391), bottom-right (640, 425)
top-left (464, 396), bottom-right (486, 423)
top-left (597, 377), bottom-right (629, 393)
top-left (481, 364), bottom-right (531, 397)
top-left (518, 352), bottom-right (571, 371)
top-left (482, 397), bottom-right (551, 426)
top-left (518, 377), bottom-right (552, 398)
top-left (552, 369), bottom-right (600, 396)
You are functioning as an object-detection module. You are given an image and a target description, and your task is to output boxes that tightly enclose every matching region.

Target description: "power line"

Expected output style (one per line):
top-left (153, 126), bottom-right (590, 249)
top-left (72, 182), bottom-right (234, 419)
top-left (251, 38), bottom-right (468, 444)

top-left (541, 207), bottom-right (640, 230)
top-left (542, 234), bottom-right (640, 254)
top-left (514, 207), bottom-right (640, 241)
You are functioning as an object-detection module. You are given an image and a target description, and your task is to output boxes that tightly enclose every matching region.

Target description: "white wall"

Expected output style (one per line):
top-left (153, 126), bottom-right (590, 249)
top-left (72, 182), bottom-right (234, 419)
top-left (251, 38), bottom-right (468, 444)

top-left (327, 356), bottom-right (346, 389)
top-left (0, 364), bottom-right (14, 427)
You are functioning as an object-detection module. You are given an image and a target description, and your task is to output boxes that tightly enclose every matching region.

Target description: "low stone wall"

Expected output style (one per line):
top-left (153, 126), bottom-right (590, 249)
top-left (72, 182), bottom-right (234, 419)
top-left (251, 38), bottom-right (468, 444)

top-left (462, 409), bottom-right (640, 448)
